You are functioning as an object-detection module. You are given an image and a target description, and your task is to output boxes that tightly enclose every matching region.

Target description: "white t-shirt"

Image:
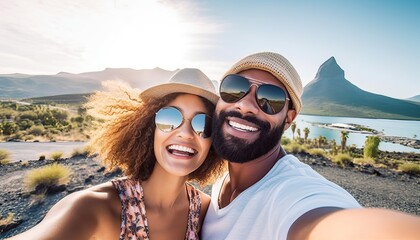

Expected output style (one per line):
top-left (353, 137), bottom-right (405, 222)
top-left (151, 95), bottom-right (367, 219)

top-left (202, 155), bottom-right (361, 240)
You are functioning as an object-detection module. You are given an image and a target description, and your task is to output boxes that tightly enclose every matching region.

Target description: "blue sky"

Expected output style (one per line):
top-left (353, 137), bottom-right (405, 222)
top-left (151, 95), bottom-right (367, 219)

top-left (0, 0), bottom-right (419, 99)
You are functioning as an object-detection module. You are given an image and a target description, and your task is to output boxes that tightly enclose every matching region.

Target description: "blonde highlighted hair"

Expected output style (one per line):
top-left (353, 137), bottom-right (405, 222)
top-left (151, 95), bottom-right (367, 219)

top-left (85, 81), bottom-right (225, 185)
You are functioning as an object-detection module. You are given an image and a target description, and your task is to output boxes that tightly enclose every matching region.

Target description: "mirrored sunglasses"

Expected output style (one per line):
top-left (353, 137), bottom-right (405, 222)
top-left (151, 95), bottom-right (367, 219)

top-left (219, 74), bottom-right (290, 115)
top-left (155, 106), bottom-right (212, 138)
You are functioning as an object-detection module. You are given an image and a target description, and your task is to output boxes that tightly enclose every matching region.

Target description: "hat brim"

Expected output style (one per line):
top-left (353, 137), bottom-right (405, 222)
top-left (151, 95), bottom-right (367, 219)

top-left (140, 82), bottom-right (219, 105)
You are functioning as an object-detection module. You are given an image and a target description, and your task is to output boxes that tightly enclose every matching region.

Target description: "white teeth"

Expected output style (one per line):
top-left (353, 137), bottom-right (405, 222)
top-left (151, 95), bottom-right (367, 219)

top-left (228, 120), bottom-right (258, 132)
top-left (168, 145), bottom-right (195, 154)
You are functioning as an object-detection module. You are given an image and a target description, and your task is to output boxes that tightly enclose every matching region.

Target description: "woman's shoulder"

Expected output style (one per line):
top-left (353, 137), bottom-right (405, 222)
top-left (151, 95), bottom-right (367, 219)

top-left (49, 181), bottom-right (120, 218)
top-left (10, 181), bottom-right (121, 240)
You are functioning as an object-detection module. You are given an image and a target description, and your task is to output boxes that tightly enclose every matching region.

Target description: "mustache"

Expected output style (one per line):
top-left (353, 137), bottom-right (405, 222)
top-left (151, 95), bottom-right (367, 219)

top-left (218, 110), bottom-right (270, 130)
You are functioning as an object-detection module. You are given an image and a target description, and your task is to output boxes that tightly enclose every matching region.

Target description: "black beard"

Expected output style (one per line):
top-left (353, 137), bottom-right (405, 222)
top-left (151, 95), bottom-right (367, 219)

top-left (212, 110), bottom-right (285, 163)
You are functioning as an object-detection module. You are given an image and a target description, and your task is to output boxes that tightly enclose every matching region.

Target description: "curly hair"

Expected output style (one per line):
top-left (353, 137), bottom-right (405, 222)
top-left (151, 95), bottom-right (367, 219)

top-left (85, 81), bottom-right (225, 186)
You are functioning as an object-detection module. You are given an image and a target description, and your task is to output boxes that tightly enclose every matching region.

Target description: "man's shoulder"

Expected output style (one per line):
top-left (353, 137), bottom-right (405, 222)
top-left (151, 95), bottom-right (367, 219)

top-left (271, 154), bottom-right (320, 178)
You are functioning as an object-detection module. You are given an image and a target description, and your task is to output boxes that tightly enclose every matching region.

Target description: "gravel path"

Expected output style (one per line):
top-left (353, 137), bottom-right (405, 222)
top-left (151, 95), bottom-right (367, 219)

top-left (310, 164), bottom-right (419, 214)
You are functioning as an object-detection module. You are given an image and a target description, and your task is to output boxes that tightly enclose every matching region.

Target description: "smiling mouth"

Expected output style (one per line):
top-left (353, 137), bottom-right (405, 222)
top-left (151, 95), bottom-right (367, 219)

top-left (167, 144), bottom-right (197, 157)
top-left (228, 120), bottom-right (259, 132)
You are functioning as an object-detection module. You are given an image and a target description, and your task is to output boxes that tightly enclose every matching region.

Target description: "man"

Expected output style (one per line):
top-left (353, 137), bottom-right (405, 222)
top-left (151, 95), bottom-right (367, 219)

top-left (202, 52), bottom-right (420, 240)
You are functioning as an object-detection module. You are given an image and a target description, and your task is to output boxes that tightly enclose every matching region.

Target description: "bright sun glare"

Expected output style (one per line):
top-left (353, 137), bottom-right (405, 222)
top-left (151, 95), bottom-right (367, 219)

top-left (85, 1), bottom-right (190, 70)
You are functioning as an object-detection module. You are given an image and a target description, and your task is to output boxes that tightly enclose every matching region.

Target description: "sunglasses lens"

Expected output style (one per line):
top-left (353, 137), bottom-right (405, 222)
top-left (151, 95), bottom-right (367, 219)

top-left (220, 75), bottom-right (250, 103)
top-left (191, 114), bottom-right (212, 138)
top-left (155, 107), bottom-right (183, 132)
top-left (257, 85), bottom-right (287, 114)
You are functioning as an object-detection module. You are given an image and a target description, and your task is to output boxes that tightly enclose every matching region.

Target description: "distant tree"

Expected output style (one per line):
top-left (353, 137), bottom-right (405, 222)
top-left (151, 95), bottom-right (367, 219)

top-left (17, 119), bottom-right (34, 131)
top-left (329, 139), bottom-right (337, 155)
top-left (317, 136), bottom-right (327, 148)
top-left (340, 131), bottom-right (349, 153)
top-left (51, 109), bottom-right (68, 122)
top-left (303, 127), bottom-right (310, 143)
top-left (364, 136), bottom-right (380, 159)
top-left (296, 128), bottom-right (301, 140)
top-left (30, 125), bottom-right (45, 136)
top-left (1, 122), bottom-right (19, 135)
top-left (291, 122), bottom-right (296, 139)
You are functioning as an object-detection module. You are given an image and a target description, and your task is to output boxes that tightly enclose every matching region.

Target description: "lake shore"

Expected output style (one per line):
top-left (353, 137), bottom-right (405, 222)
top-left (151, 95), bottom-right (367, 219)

top-left (1, 151), bottom-right (419, 238)
top-left (309, 122), bottom-right (420, 150)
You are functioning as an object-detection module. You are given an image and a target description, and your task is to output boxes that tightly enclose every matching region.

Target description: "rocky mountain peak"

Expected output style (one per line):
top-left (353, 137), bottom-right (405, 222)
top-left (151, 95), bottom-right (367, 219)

top-left (314, 56), bottom-right (345, 80)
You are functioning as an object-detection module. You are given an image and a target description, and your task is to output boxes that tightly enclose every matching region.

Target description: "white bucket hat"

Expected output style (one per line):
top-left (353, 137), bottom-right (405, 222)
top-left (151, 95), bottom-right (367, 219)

top-left (140, 68), bottom-right (219, 104)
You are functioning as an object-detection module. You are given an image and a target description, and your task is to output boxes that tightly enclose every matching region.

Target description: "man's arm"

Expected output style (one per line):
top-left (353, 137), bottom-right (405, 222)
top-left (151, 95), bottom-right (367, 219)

top-left (288, 207), bottom-right (420, 240)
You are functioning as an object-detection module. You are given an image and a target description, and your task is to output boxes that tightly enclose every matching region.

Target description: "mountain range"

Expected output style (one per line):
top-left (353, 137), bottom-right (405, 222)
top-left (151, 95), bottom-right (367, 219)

top-left (406, 95), bottom-right (420, 103)
top-left (301, 57), bottom-right (420, 120)
top-left (0, 68), bottom-right (177, 98)
top-left (1, 59), bottom-right (419, 120)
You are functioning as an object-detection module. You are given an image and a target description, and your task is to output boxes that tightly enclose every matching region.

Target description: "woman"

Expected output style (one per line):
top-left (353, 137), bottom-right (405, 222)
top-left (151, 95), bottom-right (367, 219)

top-left (10, 68), bottom-right (225, 240)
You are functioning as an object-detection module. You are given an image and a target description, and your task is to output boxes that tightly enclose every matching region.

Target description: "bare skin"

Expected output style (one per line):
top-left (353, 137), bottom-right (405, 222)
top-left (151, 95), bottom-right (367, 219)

top-left (217, 69), bottom-right (296, 208)
top-left (9, 94), bottom-right (212, 240)
top-left (217, 69), bottom-right (420, 240)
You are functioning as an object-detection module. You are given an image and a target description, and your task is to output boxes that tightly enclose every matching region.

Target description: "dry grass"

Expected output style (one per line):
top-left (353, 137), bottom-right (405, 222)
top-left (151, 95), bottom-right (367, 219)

top-left (284, 143), bottom-right (308, 154)
top-left (353, 157), bottom-right (376, 165)
top-left (70, 145), bottom-right (92, 157)
top-left (332, 153), bottom-right (353, 166)
top-left (0, 149), bottom-right (10, 165)
top-left (399, 163), bottom-right (420, 175)
top-left (308, 148), bottom-right (327, 157)
top-left (24, 163), bottom-right (71, 192)
top-left (49, 151), bottom-right (64, 161)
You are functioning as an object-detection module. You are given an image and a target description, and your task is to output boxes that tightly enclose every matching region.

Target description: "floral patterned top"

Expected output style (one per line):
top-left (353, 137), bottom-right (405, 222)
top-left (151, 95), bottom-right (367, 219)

top-left (112, 178), bottom-right (201, 240)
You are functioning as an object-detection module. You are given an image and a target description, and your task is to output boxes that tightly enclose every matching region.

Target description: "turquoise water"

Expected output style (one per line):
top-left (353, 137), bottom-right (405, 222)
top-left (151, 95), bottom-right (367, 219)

top-left (283, 115), bottom-right (420, 153)
top-left (1, 115), bottom-right (419, 162)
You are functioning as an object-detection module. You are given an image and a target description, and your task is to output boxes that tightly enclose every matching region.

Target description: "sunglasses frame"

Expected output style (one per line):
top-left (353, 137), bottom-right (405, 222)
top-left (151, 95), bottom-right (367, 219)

top-left (155, 106), bottom-right (212, 138)
top-left (219, 74), bottom-right (291, 115)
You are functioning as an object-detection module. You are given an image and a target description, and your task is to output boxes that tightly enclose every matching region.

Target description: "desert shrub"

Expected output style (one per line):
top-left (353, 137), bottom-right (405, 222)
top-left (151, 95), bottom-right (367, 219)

top-left (284, 143), bottom-right (308, 154)
top-left (0, 122), bottom-right (19, 135)
top-left (17, 119), bottom-right (34, 130)
top-left (399, 163), bottom-right (420, 175)
top-left (71, 146), bottom-right (90, 157)
top-left (29, 125), bottom-right (45, 136)
top-left (23, 134), bottom-right (35, 141)
top-left (50, 151), bottom-right (64, 161)
top-left (332, 153), bottom-right (353, 166)
top-left (39, 155), bottom-right (46, 161)
top-left (308, 148), bottom-right (327, 157)
top-left (19, 112), bottom-right (38, 121)
top-left (364, 136), bottom-right (380, 159)
top-left (353, 157), bottom-right (375, 165)
top-left (24, 163), bottom-right (71, 192)
top-left (0, 149), bottom-right (10, 165)
top-left (281, 136), bottom-right (292, 146)
top-left (83, 144), bottom-right (95, 155)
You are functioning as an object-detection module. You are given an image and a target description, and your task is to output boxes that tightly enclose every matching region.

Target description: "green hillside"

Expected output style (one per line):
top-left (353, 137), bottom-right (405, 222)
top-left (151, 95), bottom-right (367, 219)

top-left (301, 57), bottom-right (420, 120)
top-left (24, 93), bottom-right (92, 105)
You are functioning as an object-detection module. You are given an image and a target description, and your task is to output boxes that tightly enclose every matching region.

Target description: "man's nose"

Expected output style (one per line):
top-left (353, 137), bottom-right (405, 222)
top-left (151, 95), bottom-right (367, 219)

top-left (233, 85), bottom-right (259, 115)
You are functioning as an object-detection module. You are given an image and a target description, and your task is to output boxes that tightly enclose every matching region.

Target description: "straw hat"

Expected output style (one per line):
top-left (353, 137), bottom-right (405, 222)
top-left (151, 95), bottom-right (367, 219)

top-left (223, 52), bottom-right (303, 114)
top-left (140, 68), bottom-right (219, 104)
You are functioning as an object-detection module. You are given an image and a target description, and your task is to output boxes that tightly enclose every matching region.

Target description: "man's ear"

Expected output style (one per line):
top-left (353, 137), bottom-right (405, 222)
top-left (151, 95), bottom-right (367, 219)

top-left (284, 109), bottom-right (297, 130)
